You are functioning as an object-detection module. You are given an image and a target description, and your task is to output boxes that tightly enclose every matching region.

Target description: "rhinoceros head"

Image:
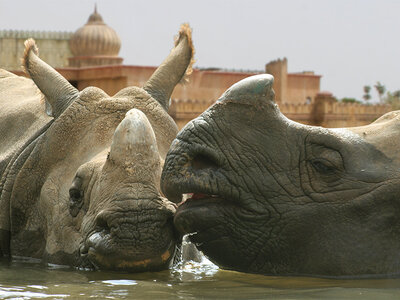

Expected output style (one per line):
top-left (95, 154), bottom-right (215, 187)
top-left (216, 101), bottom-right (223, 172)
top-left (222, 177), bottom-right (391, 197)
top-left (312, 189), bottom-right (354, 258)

top-left (161, 74), bottom-right (400, 277)
top-left (2, 24), bottom-right (194, 271)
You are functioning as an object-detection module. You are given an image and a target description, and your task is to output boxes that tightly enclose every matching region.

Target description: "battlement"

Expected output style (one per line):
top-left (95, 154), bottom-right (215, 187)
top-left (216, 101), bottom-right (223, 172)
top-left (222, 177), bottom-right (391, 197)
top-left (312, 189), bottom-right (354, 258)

top-left (170, 97), bottom-right (392, 129)
top-left (310, 93), bottom-right (391, 127)
top-left (277, 102), bottom-right (390, 115)
top-left (197, 67), bottom-right (264, 74)
top-left (266, 57), bottom-right (288, 66)
top-left (0, 29), bottom-right (73, 40)
top-left (327, 102), bottom-right (389, 115)
top-left (0, 30), bottom-right (73, 70)
top-left (170, 98), bottom-right (213, 128)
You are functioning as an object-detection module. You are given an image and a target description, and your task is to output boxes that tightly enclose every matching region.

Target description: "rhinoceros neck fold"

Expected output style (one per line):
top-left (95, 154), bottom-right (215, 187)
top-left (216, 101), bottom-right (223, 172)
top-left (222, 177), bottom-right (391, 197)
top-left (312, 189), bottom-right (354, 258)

top-left (0, 120), bottom-right (53, 234)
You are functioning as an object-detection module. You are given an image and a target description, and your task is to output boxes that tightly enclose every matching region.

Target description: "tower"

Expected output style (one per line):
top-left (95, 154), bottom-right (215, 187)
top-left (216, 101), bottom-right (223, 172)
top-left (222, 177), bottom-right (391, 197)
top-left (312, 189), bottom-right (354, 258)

top-left (265, 58), bottom-right (287, 103)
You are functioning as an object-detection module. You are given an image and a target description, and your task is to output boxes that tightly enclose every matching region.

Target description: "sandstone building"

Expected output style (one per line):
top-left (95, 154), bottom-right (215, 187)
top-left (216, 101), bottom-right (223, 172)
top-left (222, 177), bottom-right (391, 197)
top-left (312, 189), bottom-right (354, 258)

top-left (0, 30), bottom-right (72, 69)
top-left (1, 8), bottom-right (390, 129)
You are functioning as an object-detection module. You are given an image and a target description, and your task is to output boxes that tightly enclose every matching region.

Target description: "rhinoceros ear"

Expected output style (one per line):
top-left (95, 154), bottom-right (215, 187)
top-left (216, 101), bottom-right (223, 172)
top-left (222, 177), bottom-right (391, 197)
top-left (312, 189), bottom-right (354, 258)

top-left (22, 39), bottom-right (79, 118)
top-left (218, 74), bottom-right (275, 104)
top-left (143, 23), bottom-right (195, 111)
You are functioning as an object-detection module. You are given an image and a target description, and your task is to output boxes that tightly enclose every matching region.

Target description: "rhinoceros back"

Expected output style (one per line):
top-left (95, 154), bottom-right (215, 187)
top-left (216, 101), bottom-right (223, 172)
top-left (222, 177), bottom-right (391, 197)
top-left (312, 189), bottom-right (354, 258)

top-left (0, 70), bottom-right (52, 250)
top-left (0, 70), bottom-right (52, 177)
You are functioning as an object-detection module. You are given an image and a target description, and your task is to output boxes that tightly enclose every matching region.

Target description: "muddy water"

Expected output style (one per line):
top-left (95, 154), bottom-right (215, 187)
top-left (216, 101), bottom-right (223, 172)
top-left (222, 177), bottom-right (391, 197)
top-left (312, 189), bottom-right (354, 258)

top-left (1, 250), bottom-right (400, 299)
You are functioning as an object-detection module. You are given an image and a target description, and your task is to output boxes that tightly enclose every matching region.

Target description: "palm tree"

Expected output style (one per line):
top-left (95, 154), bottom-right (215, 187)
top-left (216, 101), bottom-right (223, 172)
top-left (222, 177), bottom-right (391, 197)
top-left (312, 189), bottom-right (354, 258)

top-left (374, 82), bottom-right (386, 102)
top-left (363, 85), bottom-right (371, 103)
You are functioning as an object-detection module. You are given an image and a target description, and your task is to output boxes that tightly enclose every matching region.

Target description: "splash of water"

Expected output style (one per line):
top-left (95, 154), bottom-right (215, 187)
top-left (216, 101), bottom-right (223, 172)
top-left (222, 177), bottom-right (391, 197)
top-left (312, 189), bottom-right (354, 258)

top-left (172, 234), bottom-right (219, 281)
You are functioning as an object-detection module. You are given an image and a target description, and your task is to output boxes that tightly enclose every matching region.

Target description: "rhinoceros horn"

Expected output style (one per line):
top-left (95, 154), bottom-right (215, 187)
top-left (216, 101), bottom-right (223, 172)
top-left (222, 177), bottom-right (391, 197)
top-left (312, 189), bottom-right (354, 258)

top-left (22, 39), bottom-right (79, 118)
top-left (108, 108), bottom-right (161, 182)
top-left (143, 23), bottom-right (195, 111)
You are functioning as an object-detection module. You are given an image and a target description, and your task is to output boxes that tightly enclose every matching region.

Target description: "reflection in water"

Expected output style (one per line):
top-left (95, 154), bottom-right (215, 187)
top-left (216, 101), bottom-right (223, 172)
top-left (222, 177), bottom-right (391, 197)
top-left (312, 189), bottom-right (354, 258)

top-left (1, 240), bottom-right (400, 299)
top-left (101, 280), bottom-right (138, 286)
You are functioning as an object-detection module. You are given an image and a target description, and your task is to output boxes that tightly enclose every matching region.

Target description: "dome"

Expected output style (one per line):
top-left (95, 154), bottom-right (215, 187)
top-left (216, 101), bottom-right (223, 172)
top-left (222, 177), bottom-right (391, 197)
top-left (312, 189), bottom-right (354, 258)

top-left (69, 7), bottom-right (121, 57)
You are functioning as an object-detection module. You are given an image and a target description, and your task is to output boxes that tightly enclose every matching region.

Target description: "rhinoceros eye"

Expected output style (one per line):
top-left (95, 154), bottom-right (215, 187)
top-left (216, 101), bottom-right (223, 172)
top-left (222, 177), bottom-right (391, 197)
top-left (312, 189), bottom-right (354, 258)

top-left (69, 177), bottom-right (84, 217)
top-left (309, 143), bottom-right (344, 177)
top-left (311, 159), bottom-right (336, 175)
top-left (69, 188), bottom-right (83, 201)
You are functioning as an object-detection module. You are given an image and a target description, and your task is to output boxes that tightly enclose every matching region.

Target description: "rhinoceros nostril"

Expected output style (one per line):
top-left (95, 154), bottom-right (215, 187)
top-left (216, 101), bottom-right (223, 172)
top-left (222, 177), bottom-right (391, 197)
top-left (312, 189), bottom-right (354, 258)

top-left (192, 153), bottom-right (218, 170)
top-left (95, 213), bottom-right (111, 234)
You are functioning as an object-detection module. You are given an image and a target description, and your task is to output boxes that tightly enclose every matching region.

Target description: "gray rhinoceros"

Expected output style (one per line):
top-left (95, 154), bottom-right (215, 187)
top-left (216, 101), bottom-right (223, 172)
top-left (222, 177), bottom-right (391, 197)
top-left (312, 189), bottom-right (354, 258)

top-left (162, 74), bottom-right (400, 278)
top-left (0, 24), bottom-right (194, 271)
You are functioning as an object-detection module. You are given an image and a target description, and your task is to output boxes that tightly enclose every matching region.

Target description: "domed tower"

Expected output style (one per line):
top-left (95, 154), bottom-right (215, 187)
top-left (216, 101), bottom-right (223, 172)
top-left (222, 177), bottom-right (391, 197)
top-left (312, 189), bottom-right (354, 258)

top-left (68, 6), bottom-right (123, 67)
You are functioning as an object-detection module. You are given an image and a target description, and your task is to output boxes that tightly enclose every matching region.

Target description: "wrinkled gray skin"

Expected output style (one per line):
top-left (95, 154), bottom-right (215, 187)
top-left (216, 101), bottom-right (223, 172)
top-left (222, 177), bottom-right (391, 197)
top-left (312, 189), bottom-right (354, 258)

top-left (162, 74), bottom-right (400, 278)
top-left (0, 24), bottom-right (194, 272)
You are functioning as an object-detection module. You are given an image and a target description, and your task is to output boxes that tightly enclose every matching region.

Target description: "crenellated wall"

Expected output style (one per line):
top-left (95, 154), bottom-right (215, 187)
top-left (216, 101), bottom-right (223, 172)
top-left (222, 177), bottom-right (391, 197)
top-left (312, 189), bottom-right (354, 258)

top-left (0, 30), bottom-right (72, 70)
top-left (170, 93), bottom-right (392, 130)
top-left (309, 92), bottom-right (391, 128)
top-left (279, 102), bottom-right (314, 124)
top-left (169, 98), bottom-right (213, 129)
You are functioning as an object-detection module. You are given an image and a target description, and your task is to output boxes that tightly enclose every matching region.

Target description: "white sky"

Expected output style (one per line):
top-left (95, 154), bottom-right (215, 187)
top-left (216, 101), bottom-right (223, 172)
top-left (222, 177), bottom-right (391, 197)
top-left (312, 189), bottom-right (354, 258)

top-left (0, 0), bottom-right (399, 101)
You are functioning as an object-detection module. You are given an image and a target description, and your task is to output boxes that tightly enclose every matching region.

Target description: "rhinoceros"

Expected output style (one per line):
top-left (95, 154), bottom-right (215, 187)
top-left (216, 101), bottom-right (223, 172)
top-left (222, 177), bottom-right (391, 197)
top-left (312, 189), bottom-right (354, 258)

top-left (0, 24), bottom-right (194, 271)
top-left (161, 74), bottom-right (400, 278)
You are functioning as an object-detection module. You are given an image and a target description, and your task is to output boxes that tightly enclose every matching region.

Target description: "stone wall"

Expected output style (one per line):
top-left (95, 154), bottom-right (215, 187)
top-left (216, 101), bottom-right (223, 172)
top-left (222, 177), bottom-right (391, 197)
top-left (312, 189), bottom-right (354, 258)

top-left (309, 92), bottom-right (391, 128)
top-left (0, 30), bottom-right (72, 70)
top-left (265, 58), bottom-right (321, 105)
top-left (58, 65), bottom-right (261, 101)
top-left (279, 103), bottom-right (314, 125)
top-left (286, 73), bottom-right (321, 104)
top-left (170, 98), bottom-right (212, 129)
top-left (170, 94), bottom-right (392, 130)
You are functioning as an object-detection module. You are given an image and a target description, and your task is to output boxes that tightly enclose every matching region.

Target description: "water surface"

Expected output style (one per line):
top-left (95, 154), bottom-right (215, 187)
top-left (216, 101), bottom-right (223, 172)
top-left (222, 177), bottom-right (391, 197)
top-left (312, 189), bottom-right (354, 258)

top-left (1, 253), bottom-right (400, 299)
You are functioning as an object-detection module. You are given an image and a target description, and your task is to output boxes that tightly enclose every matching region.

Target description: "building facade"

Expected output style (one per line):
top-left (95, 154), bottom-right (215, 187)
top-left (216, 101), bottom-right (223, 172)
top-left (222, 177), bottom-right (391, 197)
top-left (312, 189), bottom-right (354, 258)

top-left (1, 8), bottom-right (390, 129)
top-left (0, 30), bottom-right (72, 70)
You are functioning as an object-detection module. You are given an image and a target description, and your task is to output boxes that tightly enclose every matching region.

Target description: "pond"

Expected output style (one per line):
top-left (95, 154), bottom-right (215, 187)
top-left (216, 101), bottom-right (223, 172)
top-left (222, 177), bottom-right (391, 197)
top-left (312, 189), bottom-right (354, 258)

top-left (1, 242), bottom-right (400, 300)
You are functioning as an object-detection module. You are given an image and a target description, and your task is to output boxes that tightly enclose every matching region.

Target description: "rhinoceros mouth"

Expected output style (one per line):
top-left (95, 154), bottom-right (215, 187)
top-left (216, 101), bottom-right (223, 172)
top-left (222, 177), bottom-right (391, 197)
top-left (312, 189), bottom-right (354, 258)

top-left (165, 169), bottom-right (241, 208)
top-left (80, 236), bottom-right (176, 271)
top-left (164, 165), bottom-right (260, 237)
top-left (79, 212), bottom-right (177, 271)
top-left (184, 193), bottom-right (223, 204)
top-left (85, 231), bottom-right (113, 256)
top-left (172, 192), bottom-right (247, 247)
top-left (173, 193), bottom-right (225, 212)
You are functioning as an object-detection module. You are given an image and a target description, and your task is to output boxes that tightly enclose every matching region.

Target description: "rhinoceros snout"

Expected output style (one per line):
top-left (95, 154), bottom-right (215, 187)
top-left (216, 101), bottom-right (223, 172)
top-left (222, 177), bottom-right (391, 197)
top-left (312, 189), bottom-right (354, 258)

top-left (81, 206), bottom-right (176, 271)
top-left (93, 209), bottom-right (112, 233)
top-left (162, 138), bottom-right (226, 204)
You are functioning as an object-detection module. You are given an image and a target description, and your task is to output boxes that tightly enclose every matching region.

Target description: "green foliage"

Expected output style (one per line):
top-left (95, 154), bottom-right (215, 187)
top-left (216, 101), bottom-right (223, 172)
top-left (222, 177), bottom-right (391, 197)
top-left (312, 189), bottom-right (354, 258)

top-left (384, 90), bottom-right (400, 110)
top-left (341, 97), bottom-right (361, 104)
top-left (374, 81), bottom-right (386, 102)
top-left (363, 85), bottom-right (371, 102)
top-left (361, 82), bottom-right (399, 109)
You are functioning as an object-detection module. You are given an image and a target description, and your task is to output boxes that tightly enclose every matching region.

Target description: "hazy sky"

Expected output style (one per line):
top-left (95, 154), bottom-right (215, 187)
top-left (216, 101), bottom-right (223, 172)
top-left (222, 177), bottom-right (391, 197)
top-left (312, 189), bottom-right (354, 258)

top-left (0, 0), bottom-right (399, 101)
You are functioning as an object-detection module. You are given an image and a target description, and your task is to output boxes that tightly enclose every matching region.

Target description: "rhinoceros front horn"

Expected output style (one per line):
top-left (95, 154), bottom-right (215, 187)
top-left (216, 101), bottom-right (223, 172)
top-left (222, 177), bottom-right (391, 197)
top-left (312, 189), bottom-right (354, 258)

top-left (22, 39), bottom-right (79, 118)
top-left (143, 23), bottom-right (195, 111)
top-left (108, 108), bottom-right (160, 178)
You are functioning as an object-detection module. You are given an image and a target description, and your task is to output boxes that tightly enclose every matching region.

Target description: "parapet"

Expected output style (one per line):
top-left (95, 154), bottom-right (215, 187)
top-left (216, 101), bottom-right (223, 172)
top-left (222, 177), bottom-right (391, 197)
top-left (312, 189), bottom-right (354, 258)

top-left (0, 30), bottom-right (73, 40)
top-left (266, 57), bottom-right (288, 66)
